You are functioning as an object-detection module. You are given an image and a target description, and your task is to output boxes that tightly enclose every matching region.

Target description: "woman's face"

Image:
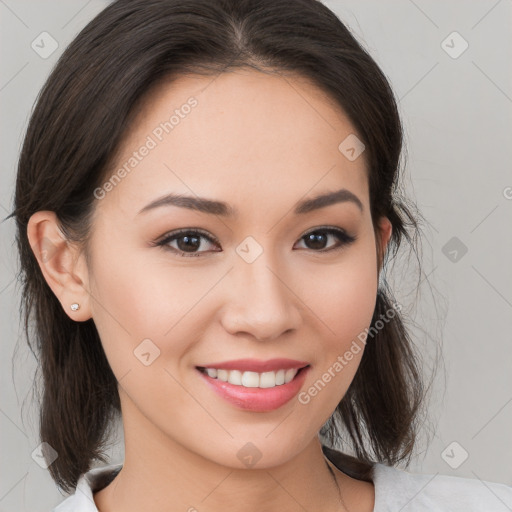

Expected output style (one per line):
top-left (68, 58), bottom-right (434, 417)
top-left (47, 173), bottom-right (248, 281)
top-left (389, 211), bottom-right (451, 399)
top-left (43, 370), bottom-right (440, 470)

top-left (83, 69), bottom-right (391, 468)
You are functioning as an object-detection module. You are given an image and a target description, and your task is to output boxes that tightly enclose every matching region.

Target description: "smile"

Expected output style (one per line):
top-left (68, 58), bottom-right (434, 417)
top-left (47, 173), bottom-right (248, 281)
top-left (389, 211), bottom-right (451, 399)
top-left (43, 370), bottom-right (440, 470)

top-left (197, 367), bottom-right (306, 388)
top-left (196, 364), bottom-right (311, 412)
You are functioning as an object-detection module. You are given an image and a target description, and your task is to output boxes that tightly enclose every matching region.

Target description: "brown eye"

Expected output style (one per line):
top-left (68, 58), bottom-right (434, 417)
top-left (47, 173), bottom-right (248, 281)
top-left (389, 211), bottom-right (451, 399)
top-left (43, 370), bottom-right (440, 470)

top-left (295, 228), bottom-right (356, 252)
top-left (156, 229), bottom-right (220, 257)
top-left (154, 226), bottom-right (356, 258)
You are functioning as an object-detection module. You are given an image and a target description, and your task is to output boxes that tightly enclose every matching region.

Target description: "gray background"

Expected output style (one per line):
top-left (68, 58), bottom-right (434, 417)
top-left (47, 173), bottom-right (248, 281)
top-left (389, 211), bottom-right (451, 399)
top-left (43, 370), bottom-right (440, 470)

top-left (1, 0), bottom-right (511, 510)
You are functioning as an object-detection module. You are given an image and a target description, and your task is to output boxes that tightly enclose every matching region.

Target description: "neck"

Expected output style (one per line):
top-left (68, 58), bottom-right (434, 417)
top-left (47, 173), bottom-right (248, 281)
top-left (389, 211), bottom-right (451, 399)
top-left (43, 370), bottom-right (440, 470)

top-left (94, 415), bottom-right (353, 512)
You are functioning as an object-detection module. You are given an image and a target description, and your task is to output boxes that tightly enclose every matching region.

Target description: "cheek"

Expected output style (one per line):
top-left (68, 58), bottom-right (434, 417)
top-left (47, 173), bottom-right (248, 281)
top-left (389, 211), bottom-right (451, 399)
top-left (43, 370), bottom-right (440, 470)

top-left (88, 249), bottom-right (220, 373)
top-left (296, 240), bottom-right (378, 409)
top-left (300, 239), bottom-right (379, 348)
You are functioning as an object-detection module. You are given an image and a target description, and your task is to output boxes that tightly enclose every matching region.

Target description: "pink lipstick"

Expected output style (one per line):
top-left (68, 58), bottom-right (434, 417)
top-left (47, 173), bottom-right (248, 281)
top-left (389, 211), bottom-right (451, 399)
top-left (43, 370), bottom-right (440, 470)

top-left (196, 358), bottom-right (310, 412)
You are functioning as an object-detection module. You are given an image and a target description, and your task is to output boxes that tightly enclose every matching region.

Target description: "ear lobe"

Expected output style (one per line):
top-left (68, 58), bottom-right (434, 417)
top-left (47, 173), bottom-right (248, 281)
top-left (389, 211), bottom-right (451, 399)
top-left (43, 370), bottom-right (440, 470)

top-left (376, 216), bottom-right (392, 273)
top-left (26, 211), bottom-right (92, 321)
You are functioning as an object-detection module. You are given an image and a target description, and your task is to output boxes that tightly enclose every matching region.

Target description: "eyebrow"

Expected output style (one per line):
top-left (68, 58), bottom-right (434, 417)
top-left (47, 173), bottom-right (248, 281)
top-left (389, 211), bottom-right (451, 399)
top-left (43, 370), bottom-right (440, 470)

top-left (137, 188), bottom-right (364, 217)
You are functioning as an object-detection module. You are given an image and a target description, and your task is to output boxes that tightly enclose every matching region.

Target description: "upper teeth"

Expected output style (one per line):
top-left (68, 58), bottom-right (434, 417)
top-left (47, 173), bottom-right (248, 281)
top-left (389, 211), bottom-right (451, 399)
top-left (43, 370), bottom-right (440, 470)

top-left (203, 368), bottom-right (300, 388)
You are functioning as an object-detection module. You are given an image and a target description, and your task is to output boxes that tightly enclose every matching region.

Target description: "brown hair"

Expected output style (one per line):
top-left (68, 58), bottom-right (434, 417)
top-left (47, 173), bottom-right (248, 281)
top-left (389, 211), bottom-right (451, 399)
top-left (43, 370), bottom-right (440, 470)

top-left (8, 0), bottom-right (440, 493)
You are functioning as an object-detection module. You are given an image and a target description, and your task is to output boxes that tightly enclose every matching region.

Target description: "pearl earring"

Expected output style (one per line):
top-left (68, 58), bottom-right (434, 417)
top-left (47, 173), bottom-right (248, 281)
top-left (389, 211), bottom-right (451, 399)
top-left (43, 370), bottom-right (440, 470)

top-left (70, 303), bottom-right (80, 311)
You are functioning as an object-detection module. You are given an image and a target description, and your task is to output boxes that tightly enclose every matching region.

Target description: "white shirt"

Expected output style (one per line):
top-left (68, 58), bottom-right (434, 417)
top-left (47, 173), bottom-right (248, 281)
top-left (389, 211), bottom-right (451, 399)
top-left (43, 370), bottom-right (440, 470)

top-left (53, 462), bottom-right (512, 511)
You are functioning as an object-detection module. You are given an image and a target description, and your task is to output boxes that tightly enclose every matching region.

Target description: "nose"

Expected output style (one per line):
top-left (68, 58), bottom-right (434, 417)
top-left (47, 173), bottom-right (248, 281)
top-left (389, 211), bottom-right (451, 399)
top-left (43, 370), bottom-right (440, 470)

top-left (220, 251), bottom-right (302, 342)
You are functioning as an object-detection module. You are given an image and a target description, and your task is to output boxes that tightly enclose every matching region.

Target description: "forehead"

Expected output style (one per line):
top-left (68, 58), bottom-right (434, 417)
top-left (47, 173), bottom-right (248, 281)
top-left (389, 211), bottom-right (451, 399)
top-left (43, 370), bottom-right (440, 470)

top-left (96, 69), bottom-right (369, 219)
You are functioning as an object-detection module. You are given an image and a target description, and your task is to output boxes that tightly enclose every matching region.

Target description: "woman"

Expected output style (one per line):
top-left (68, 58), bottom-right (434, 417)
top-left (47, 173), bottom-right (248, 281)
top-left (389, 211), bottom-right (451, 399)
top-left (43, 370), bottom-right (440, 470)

top-left (10, 0), bottom-right (511, 510)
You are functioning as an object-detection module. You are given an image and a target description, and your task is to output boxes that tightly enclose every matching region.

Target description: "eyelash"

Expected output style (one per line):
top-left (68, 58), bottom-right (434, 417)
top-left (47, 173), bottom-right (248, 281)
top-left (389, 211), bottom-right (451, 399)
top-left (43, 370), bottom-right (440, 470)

top-left (154, 226), bottom-right (357, 258)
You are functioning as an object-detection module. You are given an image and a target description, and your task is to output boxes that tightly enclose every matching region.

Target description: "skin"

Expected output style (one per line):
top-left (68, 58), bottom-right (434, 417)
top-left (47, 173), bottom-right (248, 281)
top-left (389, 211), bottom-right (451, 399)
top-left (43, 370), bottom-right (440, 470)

top-left (28, 69), bottom-right (392, 511)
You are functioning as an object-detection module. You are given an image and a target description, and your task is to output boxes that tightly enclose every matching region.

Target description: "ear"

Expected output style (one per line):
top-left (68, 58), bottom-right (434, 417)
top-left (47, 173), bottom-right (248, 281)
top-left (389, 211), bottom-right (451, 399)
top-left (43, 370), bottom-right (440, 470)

top-left (26, 211), bottom-right (92, 322)
top-left (375, 216), bottom-right (392, 274)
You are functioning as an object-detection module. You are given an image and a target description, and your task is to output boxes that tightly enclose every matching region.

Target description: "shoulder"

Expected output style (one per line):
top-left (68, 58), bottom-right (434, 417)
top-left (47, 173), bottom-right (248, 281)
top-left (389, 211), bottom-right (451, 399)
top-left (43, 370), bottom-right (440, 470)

top-left (52, 463), bottom-right (123, 511)
top-left (372, 462), bottom-right (512, 512)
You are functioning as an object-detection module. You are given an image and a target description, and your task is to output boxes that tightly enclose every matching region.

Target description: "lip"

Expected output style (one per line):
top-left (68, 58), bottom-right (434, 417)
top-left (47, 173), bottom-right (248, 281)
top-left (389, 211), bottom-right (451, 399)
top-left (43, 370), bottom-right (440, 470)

top-left (196, 358), bottom-right (310, 373)
top-left (196, 365), bottom-right (311, 412)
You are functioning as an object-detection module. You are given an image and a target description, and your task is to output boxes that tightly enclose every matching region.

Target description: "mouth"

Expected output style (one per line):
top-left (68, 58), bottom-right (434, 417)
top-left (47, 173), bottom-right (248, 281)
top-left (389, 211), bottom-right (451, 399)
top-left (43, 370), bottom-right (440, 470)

top-left (195, 364), bottom-right (311, 412)
top-left (195, 364), bottom-right (310, 389)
